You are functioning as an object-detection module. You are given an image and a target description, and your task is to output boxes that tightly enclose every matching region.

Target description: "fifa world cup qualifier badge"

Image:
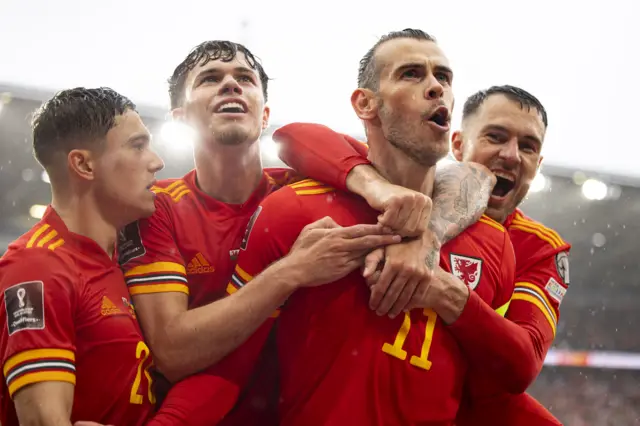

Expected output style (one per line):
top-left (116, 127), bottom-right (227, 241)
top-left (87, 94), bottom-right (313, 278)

top-left (4, 281), bottom-right (45, 335)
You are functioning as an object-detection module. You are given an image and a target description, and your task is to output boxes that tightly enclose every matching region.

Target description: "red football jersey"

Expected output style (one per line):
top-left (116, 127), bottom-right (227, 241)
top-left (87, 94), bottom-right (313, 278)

top-left (455, 209), bottom-right (570, 425)
top-left (227, 180), bottom-right (514, 426)
top-left (0, 207), bottom-right (154, 426)
top-left (118, 168), bottom-right (297, 425)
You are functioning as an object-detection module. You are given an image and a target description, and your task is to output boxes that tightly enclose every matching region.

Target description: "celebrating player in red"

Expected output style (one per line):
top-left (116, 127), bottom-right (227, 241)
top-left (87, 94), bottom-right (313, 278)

top-left (225, 29), bottom-right (515, 426)
top-left (275, 86), bottom-right (568, 424)
top-left (118, 39), bottom-right (497, 425)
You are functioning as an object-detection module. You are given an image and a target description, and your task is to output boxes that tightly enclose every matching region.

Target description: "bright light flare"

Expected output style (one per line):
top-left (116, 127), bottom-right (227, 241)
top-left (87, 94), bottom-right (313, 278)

top-left (159, 121), bottom-right (196, 155)
top-left (581, 178), bottom-right (608, 200)
top-left (29, 204), bottom-right (47, 219)
top-left (528, 173), bottom-right (547, 193)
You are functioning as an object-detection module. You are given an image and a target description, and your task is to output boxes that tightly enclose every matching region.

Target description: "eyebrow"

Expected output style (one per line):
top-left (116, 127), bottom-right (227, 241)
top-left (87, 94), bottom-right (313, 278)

top-left (127, 133), bottom-right (151, 145)
top-left (396, 62), bottom-right (454, 79)
top-left (195, 66), bottom-right (257, 80)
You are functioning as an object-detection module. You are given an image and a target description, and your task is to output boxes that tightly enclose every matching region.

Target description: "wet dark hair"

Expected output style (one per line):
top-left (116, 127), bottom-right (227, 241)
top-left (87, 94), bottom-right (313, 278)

top-left (32, 87), bottom-right (136, 170)
top-left (463, 85), bottom-right (548, 127)
top-left (168, 40), bottom-right (269, 109)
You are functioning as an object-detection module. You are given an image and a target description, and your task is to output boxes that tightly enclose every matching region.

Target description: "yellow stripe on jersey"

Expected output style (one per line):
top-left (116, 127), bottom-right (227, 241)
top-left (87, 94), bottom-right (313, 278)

top-left (478, 215), bottom-right (505, 232)
top-left (512, 282), bottom-right (558, 336)
top-left (36, 229), bottom-right (58, 248)
top-left (510, 214), bottom-right (565, 248)
top-left (26, 224), bottom-right (50, 248)
top-left (295, 188), bottom-right (335, 196)
top-left (4, 348), bottom-right (76, 398)
top-left (9, 371), bottom-right (76, 397)
top-left (152, 180), bottom-right (192, 203)
top-left (3, 348), bottom-right (74, 376)
top-left (234, 265), bottom-right (254, 282)
top-left (128, 283), bottom-right (189, 296)
top-left (495, 300), bottom-right (511, 317)
top-left (48, 239), bottom-right (65, 251)
top-left (124, 262), bottom-right (186, 277)
top-left (288, 179), bottom-right (317, 189)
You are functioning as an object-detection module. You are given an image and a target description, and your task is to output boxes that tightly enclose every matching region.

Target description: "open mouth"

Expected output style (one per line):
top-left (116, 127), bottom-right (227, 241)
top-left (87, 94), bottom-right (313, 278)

top-left (216, 101), bottom-right (247, 114)
top-left (492, 173), bottom-right (516, 198)
top-left (427, 107), bottom-right (450, 127)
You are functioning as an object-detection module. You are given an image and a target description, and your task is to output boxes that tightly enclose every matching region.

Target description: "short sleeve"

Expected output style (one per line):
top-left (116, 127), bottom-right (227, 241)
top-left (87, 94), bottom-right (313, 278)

top-left (0, 250), bottom-right (77, 397)
top-left (227, 186), bottom-right (310, 297)
top-left (118, 198), bottom-right (189, 296)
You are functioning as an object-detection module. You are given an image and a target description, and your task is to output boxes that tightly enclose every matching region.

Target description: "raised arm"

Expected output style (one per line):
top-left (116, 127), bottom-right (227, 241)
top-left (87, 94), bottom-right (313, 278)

top-left (119, 195), bottom-right (399, 382)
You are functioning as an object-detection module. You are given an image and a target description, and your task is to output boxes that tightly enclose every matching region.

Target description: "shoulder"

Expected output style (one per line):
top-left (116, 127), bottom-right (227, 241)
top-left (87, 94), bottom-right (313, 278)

top-left (3, 223), bottom-right (73, 273)
top-left (507, 209), bottom-right (570, 252)
top-left (150, 174), bottom-right (193, 206)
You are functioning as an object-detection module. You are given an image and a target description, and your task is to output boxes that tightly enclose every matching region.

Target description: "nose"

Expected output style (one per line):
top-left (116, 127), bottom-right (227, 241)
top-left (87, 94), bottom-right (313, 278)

top-left (218, 75), bottom-right (243, 96)
top-left (149, 150), bottom-right (165, 174)
top-left (425, 74), bottom-right (444, 100)
top-left (499, 137), bottom-right (521, 167)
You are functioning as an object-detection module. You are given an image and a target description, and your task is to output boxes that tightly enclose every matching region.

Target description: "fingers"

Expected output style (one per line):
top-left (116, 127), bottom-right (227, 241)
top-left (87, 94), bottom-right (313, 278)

top-left (388, 277), bottom-right (420, 318)
top-left (368, 257), bottom-right (396, 311)
top-left (343, 234), bottom-right (401, 252)
top-left (363, 248), bottom-right (385, 278)
top-left (336, 223), bottom-right (394, 239)
top-left (304, 216), bottom-right (340, 230)
top-left (375, 264), bottom-right (415, 317)
top-left (377, 194), bottom-right (432, 237)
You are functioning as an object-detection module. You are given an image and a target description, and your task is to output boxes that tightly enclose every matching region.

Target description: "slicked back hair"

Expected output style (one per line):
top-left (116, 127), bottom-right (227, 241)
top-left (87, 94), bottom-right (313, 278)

top-left (168, 40), bottom-right (269, 109)
top-left (357, 28), bottom-right (437, 91)
top-left (31, 87), bottom-right (136, 170)
top-left (463, 85), bottom-right (548, 128)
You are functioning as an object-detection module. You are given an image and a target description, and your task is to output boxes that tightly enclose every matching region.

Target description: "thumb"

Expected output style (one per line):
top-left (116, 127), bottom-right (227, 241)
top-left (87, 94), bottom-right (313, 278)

top-left (363, 248), bottom-right (384, 278)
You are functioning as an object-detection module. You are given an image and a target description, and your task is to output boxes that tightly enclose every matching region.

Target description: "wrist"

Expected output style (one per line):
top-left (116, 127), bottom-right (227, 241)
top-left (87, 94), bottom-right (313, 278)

top-left (346, 165), bottom-right (385, 201)
top-left (274, 254), bottom-right (313, 291)
top-left (434, 273), bottom-right (470, 324)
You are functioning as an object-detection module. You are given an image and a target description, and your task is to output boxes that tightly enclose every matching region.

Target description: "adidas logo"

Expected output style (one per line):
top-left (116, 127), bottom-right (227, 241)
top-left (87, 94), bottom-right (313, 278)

top-left (187, 253), bottom-right (215, 275)
top-left (101, 296), bottom-right (122, 316)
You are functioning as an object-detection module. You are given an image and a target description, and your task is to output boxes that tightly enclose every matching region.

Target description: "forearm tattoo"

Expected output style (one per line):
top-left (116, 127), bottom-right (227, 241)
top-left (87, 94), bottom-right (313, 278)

top-left (428, 162), bottom-right (496, 246)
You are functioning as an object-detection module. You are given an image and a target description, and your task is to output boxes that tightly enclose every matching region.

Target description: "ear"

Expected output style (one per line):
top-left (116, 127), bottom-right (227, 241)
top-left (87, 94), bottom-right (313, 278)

top-left (537, 155), bottom-right (544, 172)
top-left (261, 105), bottom-right (270, 130)
top-left (170, 107), bottom-right (185, 121)
top-left (68, 149), bottom-right (96, 181)
top-left (451, 130), bottom-right (465, 161)
top-left (351, 88), bottom-right (378, 121)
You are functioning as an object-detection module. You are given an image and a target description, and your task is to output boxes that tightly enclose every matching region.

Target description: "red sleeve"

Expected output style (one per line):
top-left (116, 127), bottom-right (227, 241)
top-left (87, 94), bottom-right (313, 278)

top-left (150, 188), bottom-right (309, 424)
top-left (508, 249), bottom-right (570, 373)
top-left (447, 232), bottom-right (540, 394)
top-left (118, 197), bottom-right (189, 297)
top-left (273, 123), bottom-right (370, 191)
top-left (457, 392), bottom-right (561, 426)
top-left (0, 250), bottom-right (77, 398)
top-left (146, 372), bottom-right (240, 426)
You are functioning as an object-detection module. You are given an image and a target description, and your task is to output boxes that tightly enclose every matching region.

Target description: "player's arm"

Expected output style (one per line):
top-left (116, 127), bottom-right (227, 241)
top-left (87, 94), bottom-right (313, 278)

top-left (506, 247), bottom-right (570, 373)
top-left (121, 193), bottom-right (399, 382)
top-left (1, 251), bottom-right (77, 426)
top-left (437, 234), bottom-right (539, 393)
top-left (14, 382), bottom-right (74, 426)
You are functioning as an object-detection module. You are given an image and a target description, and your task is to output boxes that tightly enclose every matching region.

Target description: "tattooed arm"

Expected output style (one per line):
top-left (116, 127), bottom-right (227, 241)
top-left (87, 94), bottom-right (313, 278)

top-left (428, 161), bottom-right (497, 244)
top-left (348, 161), bottom-right (496, 245)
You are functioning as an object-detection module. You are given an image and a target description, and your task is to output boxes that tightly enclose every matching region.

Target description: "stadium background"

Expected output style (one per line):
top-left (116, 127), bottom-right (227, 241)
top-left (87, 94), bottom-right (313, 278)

top-left (1, 0), bottom-right (639, 423)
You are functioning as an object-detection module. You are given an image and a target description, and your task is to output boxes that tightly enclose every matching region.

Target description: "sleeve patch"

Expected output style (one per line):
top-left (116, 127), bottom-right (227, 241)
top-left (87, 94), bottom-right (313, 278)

top-left (118, 222), bottom-right (146, 265)
top-left (4, 281), bottom-right (45, 335)
top-left (544, 277), bottom-right (567, 304)
top-left (240, 206), bottom-right (262, 251)
top-left (555, 251), bottom-right (570, 285)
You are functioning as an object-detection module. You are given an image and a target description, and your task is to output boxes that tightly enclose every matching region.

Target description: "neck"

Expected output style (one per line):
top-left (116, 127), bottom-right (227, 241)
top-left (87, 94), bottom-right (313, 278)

top-left (50, 186), bottom-right (118, 256)
top-left (367, 133), bottom-right (437, 196)
top-left (193, 140), bottom-right (264, 204)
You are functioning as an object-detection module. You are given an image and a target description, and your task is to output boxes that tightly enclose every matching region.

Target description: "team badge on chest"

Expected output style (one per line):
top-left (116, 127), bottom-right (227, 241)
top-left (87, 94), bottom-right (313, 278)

top-left (450, 254), bottom-right (483, 290)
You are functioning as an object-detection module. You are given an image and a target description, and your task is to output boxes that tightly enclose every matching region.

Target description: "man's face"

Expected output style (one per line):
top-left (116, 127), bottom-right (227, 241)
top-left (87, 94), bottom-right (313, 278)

top-left (452, 94), bottom-right (545, 223)
top-left (371, 38), bottom-right (454, 166)
top-left (178, 52), bottom-right (270, 147)
top-left (92, 110), bottom-right (164, 222)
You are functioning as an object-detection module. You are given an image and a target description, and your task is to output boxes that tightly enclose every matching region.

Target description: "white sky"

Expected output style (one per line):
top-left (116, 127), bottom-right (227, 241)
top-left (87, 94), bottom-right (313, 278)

top-left (0, 0), bottom-right (638, 176)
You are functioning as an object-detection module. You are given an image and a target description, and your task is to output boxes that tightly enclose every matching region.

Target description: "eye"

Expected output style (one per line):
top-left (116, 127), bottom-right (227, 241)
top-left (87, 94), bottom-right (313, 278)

top-left (434, 72), bottom-right (451, 84)
top-left (401, 68), bottom-right (424, 80)
top-left (520, 143), bottom-right (537, 153)
top-left (486, 133), bottom-right (501, 142)
top-left (201, 75), bottom-right (219, 84)
top-left (237, 75), bottom-right (254, 83)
